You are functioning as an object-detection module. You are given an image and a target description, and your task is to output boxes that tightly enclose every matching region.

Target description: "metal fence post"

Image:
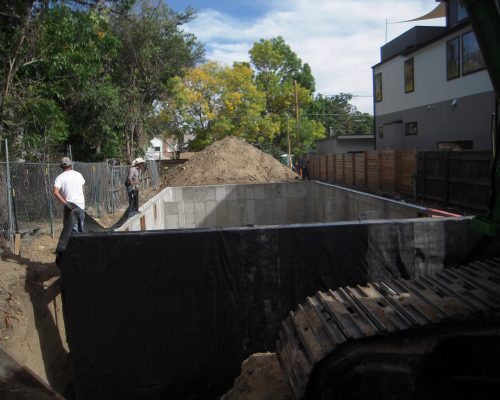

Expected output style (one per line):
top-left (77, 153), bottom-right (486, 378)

top-left (4, 140), bottom-right (14, 247)
top-left (110, 163), bottom-right (114, 214)
top-left (45, 164), bottom-right (54, 237)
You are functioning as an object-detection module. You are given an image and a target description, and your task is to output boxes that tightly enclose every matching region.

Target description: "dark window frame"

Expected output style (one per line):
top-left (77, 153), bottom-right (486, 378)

top-left (405, 121), bottom-right (418, 136)
top-left (446, 36), bottom-right (460, 80)
top-left (462, 30), bottom-right (486, 76)
top-left (378, 126), bottom-right (384, 139)
top-left (457, 2), bottom-right (468, 21)
top-left (404, 58), bottom-right (414, 93)
top-left (374, 73), bottom-right (382, 102)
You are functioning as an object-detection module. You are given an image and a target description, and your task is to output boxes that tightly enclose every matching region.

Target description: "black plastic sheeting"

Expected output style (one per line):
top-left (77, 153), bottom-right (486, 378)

top-left (58, 218), bottom-right (499, 399)
top-left (56, 202), bottom-right (134, 253)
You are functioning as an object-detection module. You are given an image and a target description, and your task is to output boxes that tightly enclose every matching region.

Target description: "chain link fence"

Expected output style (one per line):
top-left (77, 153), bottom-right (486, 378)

top-left (0, 159), bottom-right (160, 239)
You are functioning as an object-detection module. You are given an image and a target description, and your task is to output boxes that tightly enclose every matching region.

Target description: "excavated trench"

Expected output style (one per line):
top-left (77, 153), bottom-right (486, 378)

top-left (5, 181), bottom-right (498, 399)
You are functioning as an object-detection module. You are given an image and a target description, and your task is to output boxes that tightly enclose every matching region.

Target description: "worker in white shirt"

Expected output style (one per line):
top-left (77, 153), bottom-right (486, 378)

top-left (53, 157), bottom-right (86, 232)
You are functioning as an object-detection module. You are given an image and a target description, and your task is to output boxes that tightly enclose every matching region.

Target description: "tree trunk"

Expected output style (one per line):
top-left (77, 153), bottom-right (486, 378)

top-left (0, 22), bottom-right (27, 131)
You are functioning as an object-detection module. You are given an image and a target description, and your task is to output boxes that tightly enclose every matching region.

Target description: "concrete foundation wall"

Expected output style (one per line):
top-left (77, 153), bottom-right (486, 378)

top-left (118, 181), bottom-right (424, 232)
top-left (62, 216), bottom-right (500, 399)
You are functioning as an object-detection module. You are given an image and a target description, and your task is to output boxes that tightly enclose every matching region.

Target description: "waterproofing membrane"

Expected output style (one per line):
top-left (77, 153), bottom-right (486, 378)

top-left (58, 218), bottom-right (490, 399)
top-left (56, 202), bottom-right (134, 253)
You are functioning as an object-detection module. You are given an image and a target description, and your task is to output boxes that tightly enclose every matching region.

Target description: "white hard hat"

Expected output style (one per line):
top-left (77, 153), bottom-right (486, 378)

top-left (132, 157), bottom-right (145, 166)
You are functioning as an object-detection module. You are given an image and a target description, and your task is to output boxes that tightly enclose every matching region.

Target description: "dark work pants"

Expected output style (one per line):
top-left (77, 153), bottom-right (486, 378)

top-left (127, 185), bottom-right (139, 212)
top-left (302, 167), bottom-right (309, 180)
top-left (63, 204), bottom-right (85, 232)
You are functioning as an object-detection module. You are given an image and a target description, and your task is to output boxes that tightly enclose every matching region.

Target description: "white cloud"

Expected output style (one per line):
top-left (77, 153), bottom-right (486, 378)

top-left (183, 0), bottom-right (445, 113)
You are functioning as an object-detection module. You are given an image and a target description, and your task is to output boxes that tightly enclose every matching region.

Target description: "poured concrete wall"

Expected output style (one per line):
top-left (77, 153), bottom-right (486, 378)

top-left (118, 181), bottom-right (426, 232)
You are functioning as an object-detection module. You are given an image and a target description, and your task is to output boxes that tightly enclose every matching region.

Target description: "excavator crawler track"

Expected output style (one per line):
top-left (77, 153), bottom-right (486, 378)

top-left (276, 258), bottom-right (500, 399)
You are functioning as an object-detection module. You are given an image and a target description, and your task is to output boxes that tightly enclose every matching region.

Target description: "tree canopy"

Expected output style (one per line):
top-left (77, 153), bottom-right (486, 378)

top-left (0, 2), bottom-right (372, 163)
top-left (0, 0), bottom-right (203, 162)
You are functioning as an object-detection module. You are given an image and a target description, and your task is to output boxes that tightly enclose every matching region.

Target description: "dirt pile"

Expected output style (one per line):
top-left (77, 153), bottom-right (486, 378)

top-left (221, 353), bottom-right (292, 400)
top-left (165, 136), bottom-right (300, 187)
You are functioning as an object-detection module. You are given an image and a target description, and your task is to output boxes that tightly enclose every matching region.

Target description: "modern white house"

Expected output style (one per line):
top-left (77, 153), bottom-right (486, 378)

top-left (373, 0), bottom-right (496, 150)
top-left (144, 138), bottom-right (177, 160)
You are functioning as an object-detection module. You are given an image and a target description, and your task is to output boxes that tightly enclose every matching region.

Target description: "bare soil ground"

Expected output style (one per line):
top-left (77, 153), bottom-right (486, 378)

top-left (0, 136), bottom-right (296, 398)
top-left (221, 353), bottom-right (292, 400)
top-left (0, 233), bottom-right (71, 396)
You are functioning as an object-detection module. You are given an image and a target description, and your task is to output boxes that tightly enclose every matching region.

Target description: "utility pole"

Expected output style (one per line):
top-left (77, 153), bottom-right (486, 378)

top-left (287, 114), bottom-right (292, 170)
top-left (385, 18), bottom-right (388, 44)
top-left (294, 80), bottom-right (300, 147)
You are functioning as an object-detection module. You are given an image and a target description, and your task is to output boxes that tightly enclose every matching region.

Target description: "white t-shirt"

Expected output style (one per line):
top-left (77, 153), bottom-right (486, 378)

top-left (54, 170), bottom-right (85, 209)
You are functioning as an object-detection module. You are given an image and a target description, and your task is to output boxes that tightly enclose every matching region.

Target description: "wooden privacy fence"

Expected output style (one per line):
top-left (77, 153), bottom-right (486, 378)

top-left (309, 150), bottom-right (417, 197)
top-left (309, 149), bottom-right (492, 211)
top-left (416, 150), bottom-right (492, 211)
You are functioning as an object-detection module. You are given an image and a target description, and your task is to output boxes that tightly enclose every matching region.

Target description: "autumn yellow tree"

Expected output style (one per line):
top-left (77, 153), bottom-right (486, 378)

top-left (161, 61), bottom-right (279, 150)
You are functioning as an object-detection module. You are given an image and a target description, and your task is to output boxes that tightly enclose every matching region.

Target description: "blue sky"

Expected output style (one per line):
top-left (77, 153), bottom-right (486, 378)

top-left (166, 0), bottom-right (272, 20)
top-left (165, 1), bottom-right (445, 114)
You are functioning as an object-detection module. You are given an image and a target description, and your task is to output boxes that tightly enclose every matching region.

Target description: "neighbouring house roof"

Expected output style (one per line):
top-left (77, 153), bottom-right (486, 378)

top-left (316, 134), bottom-right (374, 143)
top-left (373, 20), bottom-right (469, 68)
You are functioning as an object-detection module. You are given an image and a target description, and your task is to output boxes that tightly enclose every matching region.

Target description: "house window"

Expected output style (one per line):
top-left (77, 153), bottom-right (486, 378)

top-left (154, 146), bottom-right (161, 151)
top-left (462, 31), bottom-right (485, 75)
top-left (404, 58), bottom-right (414, 93)
top-left (378, 126), bottom-right (384, 138)
top-left (374, 73), bottom-right (382, 102)
top-left (446, 37), bottom-right (460, 80)
top-left (405, 121), bottom-right (418, 136)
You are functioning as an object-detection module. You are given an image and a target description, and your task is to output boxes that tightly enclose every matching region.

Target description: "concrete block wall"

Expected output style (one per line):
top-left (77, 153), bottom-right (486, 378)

top-left (161, 182), bottom-right (312, 229)
top-left (310, 182), bottom-right (420, 222)
top-left (118, 181), bottom-right (426, 232)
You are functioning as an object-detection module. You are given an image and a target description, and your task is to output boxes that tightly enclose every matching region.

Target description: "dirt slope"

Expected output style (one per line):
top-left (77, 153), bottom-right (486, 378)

top-left (165, 136), bottom-right (300, 186)
top-left (0, 234), bottom-right (71, 396)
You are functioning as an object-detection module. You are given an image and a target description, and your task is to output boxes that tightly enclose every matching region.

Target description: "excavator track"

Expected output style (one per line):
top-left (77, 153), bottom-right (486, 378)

top-left (276, 258), bottom-right (500, 399)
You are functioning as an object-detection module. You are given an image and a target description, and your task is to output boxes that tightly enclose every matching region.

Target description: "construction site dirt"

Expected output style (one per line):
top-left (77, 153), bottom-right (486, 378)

top-left (2, 136), bottom-right (500, 399)
top-left (0, 137), bottom-right (301, 399)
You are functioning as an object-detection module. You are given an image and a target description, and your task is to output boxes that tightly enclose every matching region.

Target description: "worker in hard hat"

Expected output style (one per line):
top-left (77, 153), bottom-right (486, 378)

top-left (125, 157), bottom-right (145, 214)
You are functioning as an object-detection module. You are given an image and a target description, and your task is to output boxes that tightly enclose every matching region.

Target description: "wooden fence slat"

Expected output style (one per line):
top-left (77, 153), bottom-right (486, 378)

top-left (344, 154), bottom-right (354, 186)
top-left (320, 155), bottom-right (328, 181)
top-left (354, 153), bottom-right (366, 188)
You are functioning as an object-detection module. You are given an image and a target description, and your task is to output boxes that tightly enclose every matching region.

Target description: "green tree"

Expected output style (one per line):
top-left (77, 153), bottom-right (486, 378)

top-left (249, 36), bottom-right (317, 157)
top-left (110, 0), bottom-right (204, 161)
top-left (0, 0), bottom-right (125, 160)
top-left (33, 6), bottom-right (123, 160)
top-left (305, 93), bottom-right (373, 137)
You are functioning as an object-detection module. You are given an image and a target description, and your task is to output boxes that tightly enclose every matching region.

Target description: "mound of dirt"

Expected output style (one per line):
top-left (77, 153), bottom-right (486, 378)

top-left (165, 136), bottom-right (300, 187)
top-left (221, 352), bottom-right (292, 400)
